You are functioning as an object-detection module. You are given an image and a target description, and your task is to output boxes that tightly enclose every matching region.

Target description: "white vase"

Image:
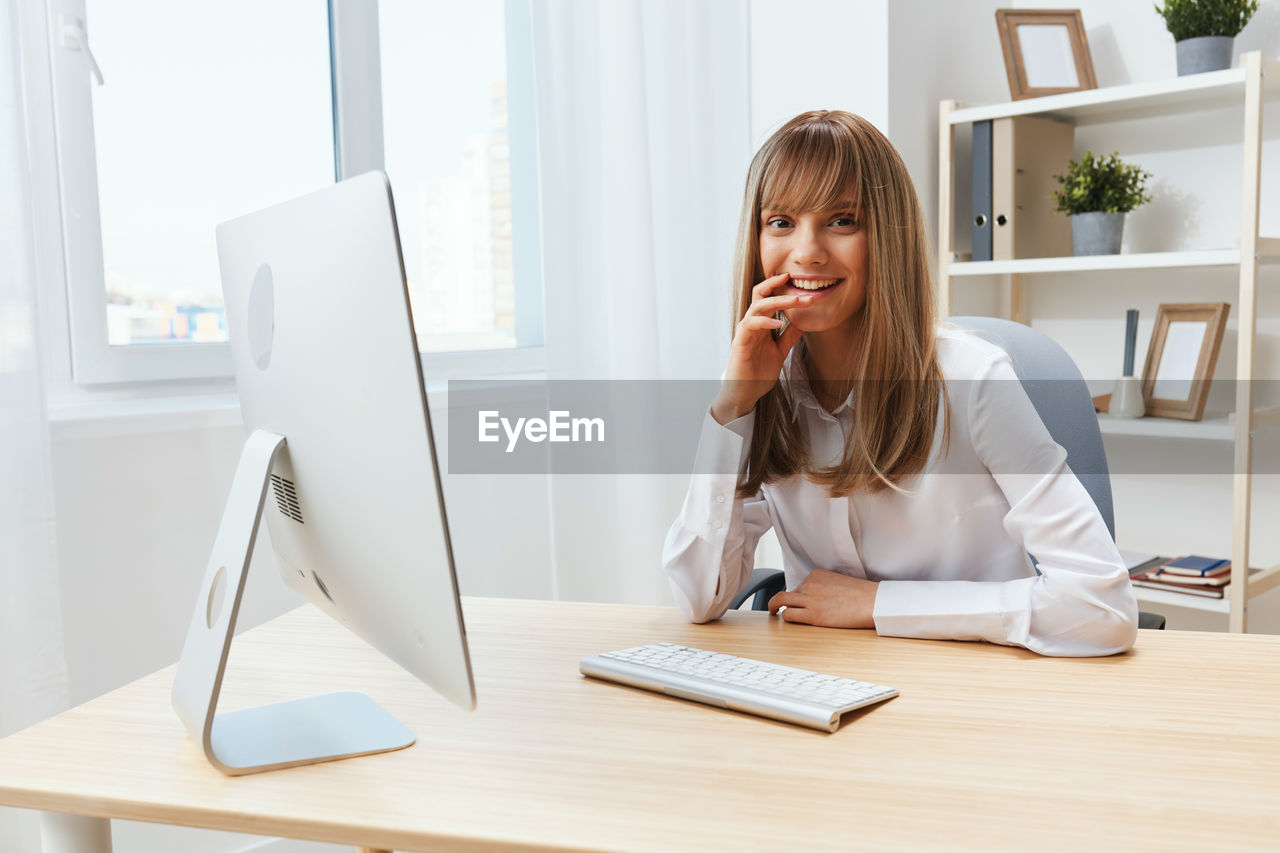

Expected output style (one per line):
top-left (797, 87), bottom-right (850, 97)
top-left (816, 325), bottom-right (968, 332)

top-left (1110, 375), bottom-right (1145, 419)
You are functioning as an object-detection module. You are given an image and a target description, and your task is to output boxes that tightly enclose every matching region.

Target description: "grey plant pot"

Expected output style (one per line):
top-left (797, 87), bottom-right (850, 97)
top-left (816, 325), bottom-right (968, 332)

top-left (1176, 36), bottom-right (1234, 76)
top-left (1070, 211), bottom-right (1125, 256)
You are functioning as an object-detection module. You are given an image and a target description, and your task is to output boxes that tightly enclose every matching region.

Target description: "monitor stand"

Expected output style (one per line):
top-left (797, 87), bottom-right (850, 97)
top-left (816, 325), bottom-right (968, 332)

top-left (171, 429), bottom-right (415, 776)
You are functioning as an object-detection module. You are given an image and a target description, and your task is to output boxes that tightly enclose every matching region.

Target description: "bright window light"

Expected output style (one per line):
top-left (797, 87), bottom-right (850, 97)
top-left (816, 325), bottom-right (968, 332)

top-left (89, 1), bottom-right (333, 347)
top-left (378, 0), bottom-right (517, 353)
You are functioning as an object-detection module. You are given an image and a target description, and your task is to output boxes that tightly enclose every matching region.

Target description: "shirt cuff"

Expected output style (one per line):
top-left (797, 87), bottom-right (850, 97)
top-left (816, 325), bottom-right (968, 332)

top-left (691, 407), bottom-right (754, 476)
top-left (681, 408), bottom-right (755, 540)
top-left (872, 579), bottom-right (1022, 645)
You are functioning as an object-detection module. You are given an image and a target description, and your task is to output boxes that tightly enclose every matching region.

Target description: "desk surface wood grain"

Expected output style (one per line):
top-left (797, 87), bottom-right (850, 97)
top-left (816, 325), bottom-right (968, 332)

top-left (1, 598), bottom-right (1278, 852)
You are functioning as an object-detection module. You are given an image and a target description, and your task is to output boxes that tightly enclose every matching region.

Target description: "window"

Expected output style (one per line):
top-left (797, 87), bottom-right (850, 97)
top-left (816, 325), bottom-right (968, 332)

top-left (350, 0), bottom-right (545, 357)
top-left (44, 0), bottom-right (542, 385)
top-left (379, 0), bottom-right (517, 353)
top-left (48, 0), bottom-right (333, 382)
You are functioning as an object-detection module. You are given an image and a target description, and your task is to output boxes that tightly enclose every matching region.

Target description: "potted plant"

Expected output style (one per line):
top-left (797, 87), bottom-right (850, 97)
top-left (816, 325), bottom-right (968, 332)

top-left (1154, 0), bottom-right (1259, 76)
top-left (1052, 152), bottom-right (1153, 256)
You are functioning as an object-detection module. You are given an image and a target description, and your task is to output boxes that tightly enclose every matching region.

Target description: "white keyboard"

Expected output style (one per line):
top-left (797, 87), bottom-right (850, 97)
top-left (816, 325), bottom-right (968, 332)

top-left (579, 642), bottom-right (898, 732)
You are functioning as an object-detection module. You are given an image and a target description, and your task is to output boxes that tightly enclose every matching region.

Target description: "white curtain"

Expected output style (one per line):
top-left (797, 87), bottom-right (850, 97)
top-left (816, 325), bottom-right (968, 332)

top-left (1, 0), bottom-right (70, 737)
top-left (530, 0), bottom-right (750, 603)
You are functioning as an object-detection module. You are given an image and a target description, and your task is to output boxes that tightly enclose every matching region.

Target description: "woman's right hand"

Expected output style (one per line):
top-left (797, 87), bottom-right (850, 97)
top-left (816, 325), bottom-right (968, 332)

top-left (711, 273), bottom-right (810, 425)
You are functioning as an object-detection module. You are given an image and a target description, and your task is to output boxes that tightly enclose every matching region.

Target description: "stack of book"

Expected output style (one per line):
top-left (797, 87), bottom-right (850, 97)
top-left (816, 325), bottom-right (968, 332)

top-left (1130, 556), bottom-right (1255, 599)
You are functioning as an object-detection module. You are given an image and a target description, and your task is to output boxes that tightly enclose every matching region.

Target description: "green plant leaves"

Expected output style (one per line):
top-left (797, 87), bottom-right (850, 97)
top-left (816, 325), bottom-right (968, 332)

top-left (1153, 0), bottom-right (1258, 40)
top-left (1051, 152), bottom-right (1154, 215)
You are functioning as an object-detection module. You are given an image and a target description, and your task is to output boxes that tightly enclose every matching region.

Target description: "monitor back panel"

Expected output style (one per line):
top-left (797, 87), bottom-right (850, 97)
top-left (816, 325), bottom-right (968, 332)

top-left (215, 172), bottom-right (474, 711)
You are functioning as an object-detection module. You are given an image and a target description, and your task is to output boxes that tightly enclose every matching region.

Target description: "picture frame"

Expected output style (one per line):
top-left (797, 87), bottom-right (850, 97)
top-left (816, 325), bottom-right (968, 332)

top-left (1141, 303), bottom-right (1230, 421)
top-left (995, 9), bottom-right (1098, 100)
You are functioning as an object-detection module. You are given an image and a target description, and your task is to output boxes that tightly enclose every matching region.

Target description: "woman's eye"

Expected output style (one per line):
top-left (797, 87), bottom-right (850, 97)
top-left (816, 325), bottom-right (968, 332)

top-left (765, 217), bottom-right (792, 230)
top-left (831, 216), bottom-right (860, 228)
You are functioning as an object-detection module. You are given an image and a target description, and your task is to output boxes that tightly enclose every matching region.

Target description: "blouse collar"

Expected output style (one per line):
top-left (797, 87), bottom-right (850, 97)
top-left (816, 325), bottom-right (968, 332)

top-left (784, 338), bottom-right (855, 422)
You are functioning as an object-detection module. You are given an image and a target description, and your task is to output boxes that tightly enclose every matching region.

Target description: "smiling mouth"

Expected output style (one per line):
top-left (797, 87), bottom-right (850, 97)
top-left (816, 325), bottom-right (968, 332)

top-left (789, 277), bottom-right (842, 291)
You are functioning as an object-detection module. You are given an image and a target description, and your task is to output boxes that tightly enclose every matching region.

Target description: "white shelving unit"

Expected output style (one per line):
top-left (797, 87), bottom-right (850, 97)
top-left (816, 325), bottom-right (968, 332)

top-left (950, 249), bottom-right (1260, 276)
top-left (938, 52), bottom-right (1280, 629)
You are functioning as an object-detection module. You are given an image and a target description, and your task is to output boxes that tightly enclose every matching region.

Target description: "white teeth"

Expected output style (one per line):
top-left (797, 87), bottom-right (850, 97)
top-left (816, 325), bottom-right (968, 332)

top-left (791, 278), bottom-right (839, 290)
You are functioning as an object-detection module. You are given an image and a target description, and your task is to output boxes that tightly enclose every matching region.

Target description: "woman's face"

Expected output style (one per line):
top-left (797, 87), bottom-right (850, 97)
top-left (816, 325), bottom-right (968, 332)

top-left (757, 203), bottom-right (869, 334)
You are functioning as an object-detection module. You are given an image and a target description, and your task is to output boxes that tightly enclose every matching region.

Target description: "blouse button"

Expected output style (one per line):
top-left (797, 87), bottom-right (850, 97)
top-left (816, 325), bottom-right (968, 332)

top-left (713, 519), bottom-right (723, 529)
top-left (716, 494), bottom-right (726, 502)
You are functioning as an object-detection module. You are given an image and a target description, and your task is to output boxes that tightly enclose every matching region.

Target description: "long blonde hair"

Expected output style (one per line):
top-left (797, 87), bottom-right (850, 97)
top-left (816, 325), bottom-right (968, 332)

top-left (733, 110), bottom-right (948, 498)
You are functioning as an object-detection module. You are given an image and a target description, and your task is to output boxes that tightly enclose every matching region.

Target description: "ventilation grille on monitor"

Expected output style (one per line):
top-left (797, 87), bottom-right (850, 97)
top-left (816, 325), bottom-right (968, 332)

top-left (270, 474), bottom-right (304, 524)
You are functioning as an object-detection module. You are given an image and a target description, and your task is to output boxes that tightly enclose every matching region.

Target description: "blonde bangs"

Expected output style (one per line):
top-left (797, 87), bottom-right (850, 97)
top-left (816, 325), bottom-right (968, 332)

top-left (760, 121), bottom-right (863, 214)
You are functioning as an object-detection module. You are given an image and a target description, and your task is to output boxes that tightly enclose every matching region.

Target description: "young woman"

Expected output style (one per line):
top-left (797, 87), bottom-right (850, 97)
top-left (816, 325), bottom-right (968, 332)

top-left (662, 110), bottom-right (1137, 657)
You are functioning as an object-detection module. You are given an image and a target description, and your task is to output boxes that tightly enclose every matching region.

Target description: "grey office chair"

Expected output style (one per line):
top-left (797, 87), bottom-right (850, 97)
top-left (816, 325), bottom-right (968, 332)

top-left (730, 315), bottom-right (1165, 631)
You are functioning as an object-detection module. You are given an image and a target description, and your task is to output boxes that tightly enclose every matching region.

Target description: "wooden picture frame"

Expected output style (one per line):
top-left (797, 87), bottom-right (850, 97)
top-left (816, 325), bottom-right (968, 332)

top-left (995, 9), bottom-right (1098, 100)
top-left (1141, 303), bottom-right (1230, 421)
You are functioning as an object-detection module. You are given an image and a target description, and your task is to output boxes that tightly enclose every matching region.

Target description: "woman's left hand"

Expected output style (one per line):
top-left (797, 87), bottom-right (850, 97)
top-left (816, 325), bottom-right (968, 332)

top-left (767, 569), bottom-right (878, 629)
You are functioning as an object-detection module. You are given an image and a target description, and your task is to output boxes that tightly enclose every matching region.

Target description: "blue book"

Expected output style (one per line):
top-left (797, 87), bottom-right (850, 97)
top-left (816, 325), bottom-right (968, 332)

top-left (1160, 556), bottom-right (1230, 576)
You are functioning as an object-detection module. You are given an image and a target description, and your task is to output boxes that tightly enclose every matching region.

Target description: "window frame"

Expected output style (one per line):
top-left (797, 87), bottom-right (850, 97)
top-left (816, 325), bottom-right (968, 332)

top-left (334, 0), bottom-right (545, 356)
top-left (40, 0), bottom-right (543, 388)
top-left (44, 0), bottom-right (235, 382)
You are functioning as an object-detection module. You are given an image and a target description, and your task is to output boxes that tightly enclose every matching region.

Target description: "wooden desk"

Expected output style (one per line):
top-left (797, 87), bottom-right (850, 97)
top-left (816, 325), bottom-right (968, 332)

top-left (1, 598), bottom-right (1278, 851)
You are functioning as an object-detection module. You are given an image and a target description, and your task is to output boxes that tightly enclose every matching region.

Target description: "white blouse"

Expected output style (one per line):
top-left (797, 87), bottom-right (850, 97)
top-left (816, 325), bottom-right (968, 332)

top-left (662, 326), bottom-right (1138, 657)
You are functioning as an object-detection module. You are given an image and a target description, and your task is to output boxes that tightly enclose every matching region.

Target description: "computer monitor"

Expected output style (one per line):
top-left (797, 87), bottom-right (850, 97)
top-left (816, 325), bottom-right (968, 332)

top-left (171, 172), bottom-right (475, 776)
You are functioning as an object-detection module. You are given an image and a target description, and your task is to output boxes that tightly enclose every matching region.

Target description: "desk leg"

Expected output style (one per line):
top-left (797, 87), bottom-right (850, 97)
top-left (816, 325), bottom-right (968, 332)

top-left (356, 848), bottom-right (391, 853)
top-left (39, 813), bottom-right (112, 852)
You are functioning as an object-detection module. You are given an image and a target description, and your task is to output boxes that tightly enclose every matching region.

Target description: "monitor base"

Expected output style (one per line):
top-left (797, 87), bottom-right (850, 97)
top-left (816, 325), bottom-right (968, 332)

top-left (171, 429), bottom-right (415, 776)
top-left (209, 692), bottom-right (413, 775)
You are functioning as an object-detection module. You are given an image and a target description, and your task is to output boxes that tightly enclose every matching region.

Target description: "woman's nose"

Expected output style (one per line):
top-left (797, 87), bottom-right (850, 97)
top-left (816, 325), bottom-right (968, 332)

top-left (790, 227), bottom-right (827, 265)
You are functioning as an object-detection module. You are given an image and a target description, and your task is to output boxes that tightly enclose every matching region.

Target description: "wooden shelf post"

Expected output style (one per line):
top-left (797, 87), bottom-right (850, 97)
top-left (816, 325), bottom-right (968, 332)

top-left (1230, 51), bottom-right (1266, 633)
top-left (938, 100), bottom-right (956, 318)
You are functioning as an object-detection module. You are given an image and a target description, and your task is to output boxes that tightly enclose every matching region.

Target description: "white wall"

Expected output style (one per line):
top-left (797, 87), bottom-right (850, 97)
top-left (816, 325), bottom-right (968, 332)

top-left (749, 0), bottom-right (889, 145)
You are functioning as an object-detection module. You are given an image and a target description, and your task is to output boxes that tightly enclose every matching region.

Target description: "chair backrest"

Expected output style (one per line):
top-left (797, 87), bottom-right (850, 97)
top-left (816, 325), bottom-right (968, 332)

top-left (949, 316), bottom-right (1115, 541)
